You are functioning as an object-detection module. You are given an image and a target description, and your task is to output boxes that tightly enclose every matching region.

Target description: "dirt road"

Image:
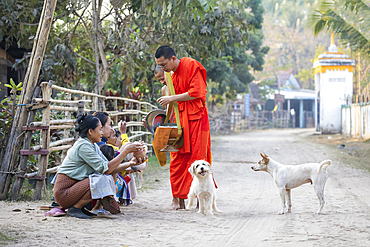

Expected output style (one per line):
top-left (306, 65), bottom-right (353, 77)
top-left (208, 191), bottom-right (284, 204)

top-left (1, 129), bottom-right (370, 246)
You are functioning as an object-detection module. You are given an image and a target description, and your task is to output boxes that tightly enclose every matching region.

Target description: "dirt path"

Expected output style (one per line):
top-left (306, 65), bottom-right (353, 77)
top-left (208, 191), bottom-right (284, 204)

top-left (1, 129), bottom-right (370, 246)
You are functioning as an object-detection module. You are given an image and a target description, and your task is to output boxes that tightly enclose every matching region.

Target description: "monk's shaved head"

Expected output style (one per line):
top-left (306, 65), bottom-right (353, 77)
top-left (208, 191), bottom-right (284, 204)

top-left (155, 46), bottom-right (176, 59)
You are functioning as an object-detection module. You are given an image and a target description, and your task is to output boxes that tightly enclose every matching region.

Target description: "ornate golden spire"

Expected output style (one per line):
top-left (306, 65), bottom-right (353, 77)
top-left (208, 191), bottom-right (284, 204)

top-left (331, 32), bottom-right (335, 45)
top-left (328, 32), bottom-right (338, 53)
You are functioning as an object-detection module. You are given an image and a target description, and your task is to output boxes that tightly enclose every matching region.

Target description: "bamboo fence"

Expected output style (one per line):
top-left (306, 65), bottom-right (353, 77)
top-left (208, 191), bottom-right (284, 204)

top-left (13, 81), bottom-right (157, 200)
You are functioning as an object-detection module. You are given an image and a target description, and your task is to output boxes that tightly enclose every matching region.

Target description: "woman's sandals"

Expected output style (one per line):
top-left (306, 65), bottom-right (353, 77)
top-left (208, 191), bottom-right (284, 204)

top-left (67, 206), bottom-right (92, 219)
top-left (100, 196), bottom-right (121, 214)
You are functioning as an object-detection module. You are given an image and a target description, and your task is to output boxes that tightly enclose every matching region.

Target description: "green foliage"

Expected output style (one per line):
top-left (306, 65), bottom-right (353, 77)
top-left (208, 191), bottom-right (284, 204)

top-left (308, 0), bottom-right (370, 53)
top-left (0, 78), bottom-right (23, 165)
top-left (4, 78), bottom-right (22, 94)
top-left (205, 0), bottom-right (268, 99)
top-left (308, 0), bottom-right (370, 93)
top-left (258, 78), bottom-right (275, 102)
top-left (296, 69), bottom-right (314, 89)
top-left (1, 0), bottom-right (267, 106)
top-left (254, 0), bottom-right (330, 90)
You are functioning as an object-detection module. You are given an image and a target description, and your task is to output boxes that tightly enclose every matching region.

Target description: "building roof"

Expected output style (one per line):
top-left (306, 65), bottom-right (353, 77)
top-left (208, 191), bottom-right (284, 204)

top-left (313, 39), bottom-right (355, 68)
top-left (271, 70), bottom-right (301, 90)
top-left (0, 40), bottom-right (30, 60)
top-left (249, 82), bottom-right (265, 104)
top-left (268, 89), bottom-right (315, 100)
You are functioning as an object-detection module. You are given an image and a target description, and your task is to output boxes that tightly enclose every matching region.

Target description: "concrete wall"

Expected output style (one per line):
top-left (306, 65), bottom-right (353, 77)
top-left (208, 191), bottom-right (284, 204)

top-left (318, 69), bottom-right (353, 133)
top-left (342, 103), bottom-right (370, 140)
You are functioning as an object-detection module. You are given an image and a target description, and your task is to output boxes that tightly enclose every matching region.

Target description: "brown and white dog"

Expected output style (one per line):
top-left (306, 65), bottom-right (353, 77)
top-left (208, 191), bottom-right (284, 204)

top-left (186, 160), bottom-right (220, 215)
top-left (251, 153), bottom-right (331, 214)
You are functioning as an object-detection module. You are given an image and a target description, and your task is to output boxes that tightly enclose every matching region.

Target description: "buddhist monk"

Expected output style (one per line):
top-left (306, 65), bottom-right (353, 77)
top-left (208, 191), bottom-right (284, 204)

top-left (154, 46), bottom-right (212, 210)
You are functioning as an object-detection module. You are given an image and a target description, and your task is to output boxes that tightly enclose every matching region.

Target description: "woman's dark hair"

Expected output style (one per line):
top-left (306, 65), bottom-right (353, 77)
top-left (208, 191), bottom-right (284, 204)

top-left (115, 129), bottom-right (121, 138)
top-left (93, 111), bottom-right (110, 127)
top-left (75, 114), bottom-right (100, 138)
top-left (100, 144), bottom-right (115, 161)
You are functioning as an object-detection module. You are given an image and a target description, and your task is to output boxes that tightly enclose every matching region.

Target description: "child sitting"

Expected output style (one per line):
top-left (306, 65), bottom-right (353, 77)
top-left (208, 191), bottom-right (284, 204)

top-left (91, 144), bottom-right (117, 215)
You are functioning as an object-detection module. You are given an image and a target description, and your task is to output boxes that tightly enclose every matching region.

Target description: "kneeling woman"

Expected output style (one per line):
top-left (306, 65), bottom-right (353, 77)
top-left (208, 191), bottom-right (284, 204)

top-left (54, 114), bottom-right (145, 219)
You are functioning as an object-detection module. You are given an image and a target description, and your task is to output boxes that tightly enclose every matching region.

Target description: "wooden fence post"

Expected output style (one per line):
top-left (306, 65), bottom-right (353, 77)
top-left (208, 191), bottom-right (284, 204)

top-left (11, 86), bottom-right (41, 200)
top-left (114, 99), bottom-right (118, 124)
top-left (92, 96), bottom-right (98, 111)
top-left (33, 81), bottom-right (52, 200)
top-left (61, 93), bottom-right (71, 161)
top-left (0, 0), bottom-right (58, 200)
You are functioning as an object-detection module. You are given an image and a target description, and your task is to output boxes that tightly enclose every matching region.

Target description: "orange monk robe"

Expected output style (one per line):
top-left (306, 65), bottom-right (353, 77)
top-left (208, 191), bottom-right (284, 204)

top-left (170, 57), bottom-right (212, 199)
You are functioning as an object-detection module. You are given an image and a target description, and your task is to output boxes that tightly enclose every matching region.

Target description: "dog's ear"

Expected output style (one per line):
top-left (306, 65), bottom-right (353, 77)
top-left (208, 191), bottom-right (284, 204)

top-left (188, 163), bottom-right (195, 176)
top-left (261, 153), bottom-right (269, 164)
top-left (260, 153), bottom-right (266, 158)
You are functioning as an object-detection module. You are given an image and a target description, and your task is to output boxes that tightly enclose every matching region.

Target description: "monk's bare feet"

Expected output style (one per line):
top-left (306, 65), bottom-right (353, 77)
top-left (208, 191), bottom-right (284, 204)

top-left (171, 197), bottom-right (180, 210)
top-left (179, 198), bottom-right (185, 209)
top-left (170, 197), bottom-right (186, 210)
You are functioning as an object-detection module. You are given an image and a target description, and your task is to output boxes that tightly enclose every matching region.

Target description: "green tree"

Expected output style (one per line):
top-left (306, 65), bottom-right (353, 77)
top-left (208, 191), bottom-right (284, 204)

top-left (308, 0), bottom-right (370, 94)
top-left (1, 0), bottom-right (256, 104)
top-left (256, 0), bottom-right (330, 90)
top-left (206, 0), bottom-right (269, 98)
top-left (308, 0), bottom-right (370, 53)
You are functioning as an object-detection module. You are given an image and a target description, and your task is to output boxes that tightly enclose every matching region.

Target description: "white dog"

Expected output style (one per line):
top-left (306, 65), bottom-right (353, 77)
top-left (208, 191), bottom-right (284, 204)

top-left (186, 160), bottom-right (220, 215)
top-left (251, 153), bottom-right (331, 214)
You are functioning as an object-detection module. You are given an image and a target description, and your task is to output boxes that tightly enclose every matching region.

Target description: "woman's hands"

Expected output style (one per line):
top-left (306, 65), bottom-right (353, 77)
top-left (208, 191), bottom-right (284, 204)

top-left (128, 155), bottom-right (147, 167)
top-left (119, 141), bottom-right (142, 154)
top-left (119, 120), bottom-right (127, 134)
top-left (142, 117), bottom-right (148, 129)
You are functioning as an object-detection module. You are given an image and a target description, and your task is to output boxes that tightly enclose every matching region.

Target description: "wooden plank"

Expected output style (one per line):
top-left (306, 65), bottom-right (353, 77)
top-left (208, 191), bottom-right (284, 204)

top-left (49, 145), bottom-right (72, 152)
top-left (20, 149), bottom-right (49, 155)
top-left (30, 119), bottom-right (75, 126)
top-left (34, 81), bottom-right (52, 200)
top-left (49, 125), bottom-right (74, 130)
top-left (23, 126), bottom-right (49, 130)
top-left (23, 166), bottom-right (58, 178)
top-left (50, 105), bottom-right (78, 111)
top-left (27, 102), bottom-right (49, 111)
top-left (30, 137), bottom-right (74, 151)
top-left (33, 98), bottom-right (92, 104)
top-left (45, 83), bottom-right (106, 98)
top-left (110, 110), bottom-right (149, 116)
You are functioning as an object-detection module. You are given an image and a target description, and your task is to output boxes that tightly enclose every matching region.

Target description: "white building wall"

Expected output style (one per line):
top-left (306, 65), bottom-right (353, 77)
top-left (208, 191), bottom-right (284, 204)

top-left (315, 73), bottom-right (320, 131)
top-left (319, 69), bottom-right (353, 133)
top-left (341, 106), bottom-right (351, 136)
top-left (341, 103), bottom-right (370, 139)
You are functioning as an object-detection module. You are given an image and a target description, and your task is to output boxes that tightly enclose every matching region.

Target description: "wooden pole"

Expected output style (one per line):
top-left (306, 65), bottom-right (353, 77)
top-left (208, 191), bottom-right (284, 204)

top-left (33, 81), bottom-right (52, 200)
top-left (0, 0), bottom-right (57, 200)
top-left (62, 93), bottom-right (71, 161)
top-left (114, 99), bottom-right (118, 124)
top-left (11, 86), bottom-right (41, 200)
top-left (93, 0), bottom-right (101, 110)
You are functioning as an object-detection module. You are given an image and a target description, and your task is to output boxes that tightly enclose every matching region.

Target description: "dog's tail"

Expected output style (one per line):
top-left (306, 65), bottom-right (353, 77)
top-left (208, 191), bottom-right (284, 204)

top-left (318, 160), bottom-right (332, 173)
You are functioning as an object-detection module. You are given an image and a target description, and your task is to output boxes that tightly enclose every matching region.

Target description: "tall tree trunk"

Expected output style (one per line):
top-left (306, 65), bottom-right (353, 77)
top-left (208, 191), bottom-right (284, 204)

top-left (93, 0), bottom-right (101, 110)
top-left (0, 0), bottom-right (57, 200)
